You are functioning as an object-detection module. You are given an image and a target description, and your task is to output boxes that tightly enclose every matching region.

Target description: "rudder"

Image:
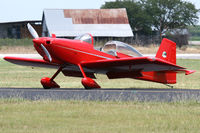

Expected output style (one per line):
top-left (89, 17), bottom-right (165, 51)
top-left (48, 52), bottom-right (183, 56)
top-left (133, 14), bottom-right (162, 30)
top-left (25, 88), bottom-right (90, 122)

top-left (155, 38), bottom-right (176, 84)
top-left (156, 38), bottom-right (176, 64)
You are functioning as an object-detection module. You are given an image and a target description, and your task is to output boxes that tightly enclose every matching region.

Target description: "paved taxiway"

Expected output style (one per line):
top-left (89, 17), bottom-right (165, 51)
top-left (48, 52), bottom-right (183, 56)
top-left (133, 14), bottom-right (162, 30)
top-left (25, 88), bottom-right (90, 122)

top-left (0, 88), bottom-right (200, 102)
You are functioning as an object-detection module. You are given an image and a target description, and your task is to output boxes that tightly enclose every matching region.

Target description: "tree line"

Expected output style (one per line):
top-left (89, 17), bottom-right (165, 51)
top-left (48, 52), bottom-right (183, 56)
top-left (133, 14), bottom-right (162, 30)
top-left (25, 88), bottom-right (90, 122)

top-left (101, 0), bottom-right (199, 46)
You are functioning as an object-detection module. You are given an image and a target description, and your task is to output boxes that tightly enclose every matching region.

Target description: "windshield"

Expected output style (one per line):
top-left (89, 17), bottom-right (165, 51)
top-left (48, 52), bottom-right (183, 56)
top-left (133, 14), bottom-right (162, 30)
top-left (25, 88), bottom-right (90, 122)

top-left (102, 41), bottom-right (143, 57)
top-left (74, 33), bottom-right (94, 45)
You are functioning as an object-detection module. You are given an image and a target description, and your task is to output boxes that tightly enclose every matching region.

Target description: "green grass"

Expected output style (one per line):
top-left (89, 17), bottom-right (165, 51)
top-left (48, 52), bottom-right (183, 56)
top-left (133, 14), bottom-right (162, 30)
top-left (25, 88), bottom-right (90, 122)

top-left (0, 59), bottom-right (200, 133)
top-left (0, 59), bottom-right (199, 89)
top-left (0, 39), bottom-right (35, 54)
top-left (188, 25), bottom-right (200, 41)
top-left (0, 99), bottom-right (200, 133)
top-left (189, 36), bottom-right (200, 41)
top-left (0, 38), bottom-right (32, 46)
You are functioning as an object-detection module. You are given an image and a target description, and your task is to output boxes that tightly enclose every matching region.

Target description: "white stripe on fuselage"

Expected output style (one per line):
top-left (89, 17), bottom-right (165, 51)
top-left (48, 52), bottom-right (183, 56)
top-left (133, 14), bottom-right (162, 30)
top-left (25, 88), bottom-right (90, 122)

top-left (54, 44), bottom-right (113, 60)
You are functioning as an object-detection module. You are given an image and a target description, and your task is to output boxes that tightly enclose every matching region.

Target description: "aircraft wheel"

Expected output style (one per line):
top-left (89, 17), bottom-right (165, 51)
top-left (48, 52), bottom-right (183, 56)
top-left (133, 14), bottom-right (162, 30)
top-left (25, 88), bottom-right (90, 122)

top-left (41, 77), bottom-right (60, 89)
top-left (84, 86), bottom-right (93, 90)
top-left (42, 85), bottom-right (52, 89)
top-left (81, 77), bottom-right (101, 89)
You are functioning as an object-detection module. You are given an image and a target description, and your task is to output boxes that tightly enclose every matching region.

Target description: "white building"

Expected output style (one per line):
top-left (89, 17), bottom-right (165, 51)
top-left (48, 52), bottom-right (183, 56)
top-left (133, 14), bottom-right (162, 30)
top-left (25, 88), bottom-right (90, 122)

top-left (42, 8), bottom-right (133, 39)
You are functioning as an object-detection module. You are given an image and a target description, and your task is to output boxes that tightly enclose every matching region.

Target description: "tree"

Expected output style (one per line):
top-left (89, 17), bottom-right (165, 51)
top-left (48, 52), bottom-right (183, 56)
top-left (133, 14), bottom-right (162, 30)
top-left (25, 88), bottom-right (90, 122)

top-left (142, 0), bottom-right (199, 41)
top-left (101, 0), bottom-right (199, 45)
top-left (101, 0), bottom-right (153, 36)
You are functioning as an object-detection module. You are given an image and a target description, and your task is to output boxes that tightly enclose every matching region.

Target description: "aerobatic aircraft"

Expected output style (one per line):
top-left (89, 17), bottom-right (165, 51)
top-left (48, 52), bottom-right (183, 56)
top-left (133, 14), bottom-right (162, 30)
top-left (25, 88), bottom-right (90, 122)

top-left (4, 24), bottom-right (195, 89)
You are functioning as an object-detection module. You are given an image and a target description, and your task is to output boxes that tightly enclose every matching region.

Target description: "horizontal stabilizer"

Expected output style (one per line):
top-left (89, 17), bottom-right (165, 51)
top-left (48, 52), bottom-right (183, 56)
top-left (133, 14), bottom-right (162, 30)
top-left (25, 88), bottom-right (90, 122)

top-left (176, 69), bottom-right (196, 75)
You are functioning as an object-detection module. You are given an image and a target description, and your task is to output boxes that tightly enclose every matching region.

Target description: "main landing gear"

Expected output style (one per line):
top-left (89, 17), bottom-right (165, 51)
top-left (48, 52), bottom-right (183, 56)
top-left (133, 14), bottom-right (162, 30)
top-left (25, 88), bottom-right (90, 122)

top-left (41, 67), bottom-right (62, 89)
top-left (40, 65), bottom-right (101, 89)
top-left (78, 64), bottom-right (101, 89)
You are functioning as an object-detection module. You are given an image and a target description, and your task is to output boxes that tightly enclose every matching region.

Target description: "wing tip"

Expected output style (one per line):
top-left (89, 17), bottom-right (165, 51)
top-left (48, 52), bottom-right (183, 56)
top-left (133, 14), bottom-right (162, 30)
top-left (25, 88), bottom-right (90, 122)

top-left (3, 56), bottom-right (11, 61)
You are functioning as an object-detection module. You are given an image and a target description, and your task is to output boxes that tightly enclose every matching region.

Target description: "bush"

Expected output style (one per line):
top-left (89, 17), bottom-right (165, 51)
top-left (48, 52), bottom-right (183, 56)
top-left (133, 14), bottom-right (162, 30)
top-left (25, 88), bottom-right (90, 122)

top-left (165, 30), bottom-right (189, 48)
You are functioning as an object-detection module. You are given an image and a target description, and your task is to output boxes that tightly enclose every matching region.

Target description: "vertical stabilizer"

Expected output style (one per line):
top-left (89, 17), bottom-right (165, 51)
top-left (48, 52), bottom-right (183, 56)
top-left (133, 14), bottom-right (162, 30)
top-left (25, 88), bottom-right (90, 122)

top-left (156, 38), bottom-right (176, 64)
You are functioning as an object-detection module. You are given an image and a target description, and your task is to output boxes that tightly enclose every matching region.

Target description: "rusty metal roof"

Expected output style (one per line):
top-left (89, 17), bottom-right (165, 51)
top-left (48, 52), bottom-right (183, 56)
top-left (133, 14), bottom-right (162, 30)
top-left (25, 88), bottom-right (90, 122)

top-left (42, 9), bottom-right (133, 37)
top-left (64, 9), bottom-right (129, 24)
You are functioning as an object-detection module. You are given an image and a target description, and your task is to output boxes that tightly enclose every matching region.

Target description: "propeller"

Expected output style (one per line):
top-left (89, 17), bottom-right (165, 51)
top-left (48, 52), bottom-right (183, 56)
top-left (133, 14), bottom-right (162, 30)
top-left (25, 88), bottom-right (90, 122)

top-left (27, 23), bottom-right (52, 62)
top-left (41, 44), bottom-right (52, 62)
top-left (27, 23), bottom-right (39, 39)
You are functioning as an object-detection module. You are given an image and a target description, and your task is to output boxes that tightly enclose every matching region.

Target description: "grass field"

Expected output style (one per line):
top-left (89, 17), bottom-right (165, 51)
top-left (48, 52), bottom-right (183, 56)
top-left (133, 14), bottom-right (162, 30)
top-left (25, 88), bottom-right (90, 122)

top-left (1, 99), bottom-right (200, 133)
top-left (0, 38), bottom-right (32, 46)
top-left (0, 38), bottom-right (35, 53)
top-left (0, 59), bottom-right (199, 89)
top-left (0, 57), bottom-right (200, 132)
top-left (189, 36), bottom-right (200, 41)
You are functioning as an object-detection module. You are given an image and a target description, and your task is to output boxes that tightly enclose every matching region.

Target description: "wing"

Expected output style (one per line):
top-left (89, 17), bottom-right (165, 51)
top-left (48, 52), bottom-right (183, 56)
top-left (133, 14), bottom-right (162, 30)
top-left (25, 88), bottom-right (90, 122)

top-left (4, 56), bottom-right (97, 78)
top-left (4, 56), bottom-right (59, 69)
top-left (81, 57), bottom-right (185, 72)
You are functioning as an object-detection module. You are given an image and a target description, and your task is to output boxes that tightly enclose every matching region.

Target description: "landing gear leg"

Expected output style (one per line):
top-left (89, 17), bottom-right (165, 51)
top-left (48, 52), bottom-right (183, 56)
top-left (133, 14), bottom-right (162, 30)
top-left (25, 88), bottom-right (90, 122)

top-left (41, 66), bottom-right (62, 89)
top-left (78, 64), bottom-right (101, 89)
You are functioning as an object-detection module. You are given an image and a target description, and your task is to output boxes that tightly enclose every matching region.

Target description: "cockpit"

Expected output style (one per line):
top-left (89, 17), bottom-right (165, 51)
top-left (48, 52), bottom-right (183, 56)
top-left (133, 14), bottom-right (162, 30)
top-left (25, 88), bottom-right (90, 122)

top-left (101, 41), bottom-right (143, 57)
top-left (74, 33), bottom-right (143, 57)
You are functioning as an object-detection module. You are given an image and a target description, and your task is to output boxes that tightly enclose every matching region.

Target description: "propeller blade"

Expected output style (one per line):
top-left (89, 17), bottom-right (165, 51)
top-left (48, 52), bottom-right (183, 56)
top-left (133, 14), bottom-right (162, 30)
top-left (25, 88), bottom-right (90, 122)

top-left (41, 44), bottom-right (52, 62)
top-left (27, 23), bottom-right (39, 39)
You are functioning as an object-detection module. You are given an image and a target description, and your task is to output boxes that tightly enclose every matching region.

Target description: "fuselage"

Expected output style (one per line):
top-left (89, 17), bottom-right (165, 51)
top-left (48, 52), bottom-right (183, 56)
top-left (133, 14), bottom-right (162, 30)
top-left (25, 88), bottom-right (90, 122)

top-left (33, 37), bottom-right (117, 65)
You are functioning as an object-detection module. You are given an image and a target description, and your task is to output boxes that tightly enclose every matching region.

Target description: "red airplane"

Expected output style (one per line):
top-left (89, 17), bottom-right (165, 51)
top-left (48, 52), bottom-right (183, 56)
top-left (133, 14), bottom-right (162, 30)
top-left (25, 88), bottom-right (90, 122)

top-left (4, 24), bottom-right (195, 89)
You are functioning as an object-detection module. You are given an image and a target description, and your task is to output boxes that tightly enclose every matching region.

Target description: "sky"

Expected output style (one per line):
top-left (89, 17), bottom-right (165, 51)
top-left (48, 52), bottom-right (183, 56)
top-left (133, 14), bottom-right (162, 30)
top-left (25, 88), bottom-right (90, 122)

top-left (0, 0), bottom-right (199, 23)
